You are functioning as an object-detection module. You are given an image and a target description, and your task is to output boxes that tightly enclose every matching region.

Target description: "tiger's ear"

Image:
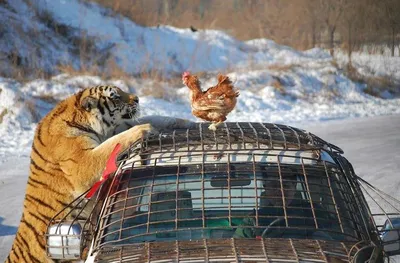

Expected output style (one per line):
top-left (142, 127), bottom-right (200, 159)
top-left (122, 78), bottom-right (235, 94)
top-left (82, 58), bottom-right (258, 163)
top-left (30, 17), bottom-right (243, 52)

top-left (80, 96), bottom-right (97, 112)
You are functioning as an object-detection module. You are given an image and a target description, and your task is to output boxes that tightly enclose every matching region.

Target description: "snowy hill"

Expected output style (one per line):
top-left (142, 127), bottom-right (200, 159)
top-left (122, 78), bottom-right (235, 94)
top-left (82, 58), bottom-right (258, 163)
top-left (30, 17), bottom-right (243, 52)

top-left (1, 0), bottom-right (400, 163)
top-left (1, 0), bottom-right (336, 77)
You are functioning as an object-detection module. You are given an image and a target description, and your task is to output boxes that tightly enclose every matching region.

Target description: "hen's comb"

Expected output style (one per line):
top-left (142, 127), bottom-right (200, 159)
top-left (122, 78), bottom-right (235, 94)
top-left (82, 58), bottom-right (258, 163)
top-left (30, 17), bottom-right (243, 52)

top-left (182, 71), bottom-right (190, 78)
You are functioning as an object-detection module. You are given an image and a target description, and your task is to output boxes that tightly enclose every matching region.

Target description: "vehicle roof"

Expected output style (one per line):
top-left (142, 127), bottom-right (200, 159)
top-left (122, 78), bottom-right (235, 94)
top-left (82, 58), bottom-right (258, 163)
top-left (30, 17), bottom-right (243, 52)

top-left (117, 122), bottom-right (343, 163)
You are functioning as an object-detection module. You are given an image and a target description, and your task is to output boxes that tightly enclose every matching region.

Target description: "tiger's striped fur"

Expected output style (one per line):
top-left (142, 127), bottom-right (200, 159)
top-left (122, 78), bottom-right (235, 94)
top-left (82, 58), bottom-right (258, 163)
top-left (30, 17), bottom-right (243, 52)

top-left (6, 85), bottom-right (153, 263)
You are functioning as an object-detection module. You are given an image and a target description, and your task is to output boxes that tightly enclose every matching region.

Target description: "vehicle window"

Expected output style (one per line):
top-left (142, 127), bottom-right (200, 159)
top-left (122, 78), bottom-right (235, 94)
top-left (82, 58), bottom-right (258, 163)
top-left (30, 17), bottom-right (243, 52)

top-left (97, 162), bottom-right (367, 246)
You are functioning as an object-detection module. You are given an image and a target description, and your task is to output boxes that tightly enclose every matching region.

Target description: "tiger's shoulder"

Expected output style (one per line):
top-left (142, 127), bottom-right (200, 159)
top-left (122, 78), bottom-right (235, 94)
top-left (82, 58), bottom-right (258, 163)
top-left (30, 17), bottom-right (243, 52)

top-left (6, 85), bottom-right (142, 263)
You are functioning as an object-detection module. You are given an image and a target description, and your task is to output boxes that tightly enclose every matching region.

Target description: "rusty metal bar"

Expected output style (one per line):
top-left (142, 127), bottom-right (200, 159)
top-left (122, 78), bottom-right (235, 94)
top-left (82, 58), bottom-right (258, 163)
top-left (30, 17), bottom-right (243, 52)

top-left (172, 130), bottom-right (177, 152)
top-left (199, 123), bottom-right (204, 151)
top-left (146, 158), bottom-right (157, 234)
top-left (201, 153), bottom-right (206, 228)
top-left (324, 161), bottom-right (345, 234)
top-left (247, 122), bottom-right (259, 149)
top-left (273, 124), bottom-right (287, 149)
top-left (175, 156), bottom-right (182, 230)
top-left (231, 238), bottom-right (240, 263)
top-left (158, 132), bottom-right (163, 152)
top-left (286, 125), bottom-right (301, 149)
top-left (227, 153), bottom-right (232, 226)
top-left (289, 239), bottom-right (300, 263)
top-left (186, 129), bottom-right (190, 151)
top-left (259, 122), bottom-right (273, 149)
top-left (236, 122), bottom-right (246, 150)
top-left (260, 238), bottom-right (270, 263)
top-left (301, 158), bottom-right (319, 229)
top-left (253, 154), bottom-right (259, 227)
top-left (358, 182), bottom-right (393, 228)
top-left (203, 238), bottom-right (209, 262)
top-left (224, 122), bottom-right (232, 150)
top-left (118, 188), bottom-right (129, 240)
top-left (175, 240), bottom-right (180, 262)
top-left (316, 240), bottom-right (328, 263)
top-left (277, 155), bottom-right (289, 227)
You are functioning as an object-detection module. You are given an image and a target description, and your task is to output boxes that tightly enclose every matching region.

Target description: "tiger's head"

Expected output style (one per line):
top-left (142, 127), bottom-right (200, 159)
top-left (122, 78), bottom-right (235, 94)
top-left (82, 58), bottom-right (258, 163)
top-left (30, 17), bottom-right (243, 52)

top-left (76, 85), bottom-right (139, 133)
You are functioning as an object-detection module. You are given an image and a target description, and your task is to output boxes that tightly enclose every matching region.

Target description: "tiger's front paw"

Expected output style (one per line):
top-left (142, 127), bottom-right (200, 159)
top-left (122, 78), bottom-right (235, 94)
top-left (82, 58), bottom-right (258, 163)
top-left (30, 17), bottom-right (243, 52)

top-left (129, 123), bottom-right (158, 139)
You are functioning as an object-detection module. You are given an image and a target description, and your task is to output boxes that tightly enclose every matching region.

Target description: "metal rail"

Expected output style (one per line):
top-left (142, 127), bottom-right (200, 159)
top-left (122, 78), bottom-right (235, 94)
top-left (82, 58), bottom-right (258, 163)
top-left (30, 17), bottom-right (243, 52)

top-left (43, 122), bottom-right (400, 262)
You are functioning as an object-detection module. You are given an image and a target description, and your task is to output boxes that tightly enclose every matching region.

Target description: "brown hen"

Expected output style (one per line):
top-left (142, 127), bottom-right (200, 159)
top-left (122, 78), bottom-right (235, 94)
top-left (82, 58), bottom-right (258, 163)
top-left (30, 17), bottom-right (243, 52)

top-left (182, 72), bottom-right (239, 130)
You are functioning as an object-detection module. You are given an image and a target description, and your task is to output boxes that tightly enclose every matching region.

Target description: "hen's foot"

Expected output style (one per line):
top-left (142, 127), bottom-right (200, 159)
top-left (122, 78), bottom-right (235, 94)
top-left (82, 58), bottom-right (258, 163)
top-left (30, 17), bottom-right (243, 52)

top-left (208, 122), bottom-right (222, 131)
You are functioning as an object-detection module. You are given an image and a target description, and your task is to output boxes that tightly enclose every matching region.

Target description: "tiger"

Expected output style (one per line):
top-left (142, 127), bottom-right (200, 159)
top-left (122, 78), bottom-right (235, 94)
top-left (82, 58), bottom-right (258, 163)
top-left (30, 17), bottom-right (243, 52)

top-left (5, 85), bottom-right (194, 263)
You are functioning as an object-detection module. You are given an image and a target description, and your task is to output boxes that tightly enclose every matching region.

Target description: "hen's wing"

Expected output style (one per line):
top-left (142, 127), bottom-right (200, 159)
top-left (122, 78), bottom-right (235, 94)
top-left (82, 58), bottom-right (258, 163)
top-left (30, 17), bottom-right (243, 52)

top-left (192, 95), bottom-right (226, 111)
top-left (191, 74), bottom-right (239, 111)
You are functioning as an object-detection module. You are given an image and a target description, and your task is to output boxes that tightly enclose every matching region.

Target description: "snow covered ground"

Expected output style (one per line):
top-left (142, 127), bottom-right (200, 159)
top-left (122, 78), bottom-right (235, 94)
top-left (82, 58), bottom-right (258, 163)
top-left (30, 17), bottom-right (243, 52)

top-left (1, 114), bottom-right (399, 261)
top-left (1, 0), bottom-right (400, 163)
top-left (2, 0), bottom-right (400, 89)
top-left (1, 70), bottom-right (399, 163)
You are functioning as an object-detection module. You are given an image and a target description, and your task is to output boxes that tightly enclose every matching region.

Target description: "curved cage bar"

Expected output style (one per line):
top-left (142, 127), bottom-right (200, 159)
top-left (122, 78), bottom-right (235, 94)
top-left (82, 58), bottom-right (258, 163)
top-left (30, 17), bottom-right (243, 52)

top-left (93, 120), bottom-right (371, 262)
top-left (118, 122), bottom-right (344, 163)
top-left (95, 238), bottom-right (357, 262)
top-left (45, 178), bottom-right (112, 260)
top-left (44, 122), bottom-right (400, 262)
top-left (357, 176), bottom-right (400, 257)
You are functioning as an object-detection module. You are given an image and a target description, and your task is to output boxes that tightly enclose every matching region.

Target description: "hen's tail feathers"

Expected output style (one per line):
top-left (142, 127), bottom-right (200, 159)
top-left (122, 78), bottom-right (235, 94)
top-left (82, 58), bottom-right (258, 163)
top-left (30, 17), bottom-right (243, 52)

top-left (217, 74), bottom-right (240, 97)
top-left (217, 74), bottom-right (231, 85)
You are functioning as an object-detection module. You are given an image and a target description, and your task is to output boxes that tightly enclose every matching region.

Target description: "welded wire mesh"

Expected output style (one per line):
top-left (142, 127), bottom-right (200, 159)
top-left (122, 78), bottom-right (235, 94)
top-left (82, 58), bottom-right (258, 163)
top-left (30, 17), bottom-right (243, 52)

top-left (357, 176), bottom-right (400, 257)
top-left (45, 122), bottom-right (400, 262)
top-left (89, 122), bottom-right (388, 262)
top-left (95, 154), bottom-right (370, 251)
top-left (95, 238), bottom-right (356, 262)
top-left (45, 177), bottom-right (112, 259)
top-left (117, 122), bottom-right (343, 163)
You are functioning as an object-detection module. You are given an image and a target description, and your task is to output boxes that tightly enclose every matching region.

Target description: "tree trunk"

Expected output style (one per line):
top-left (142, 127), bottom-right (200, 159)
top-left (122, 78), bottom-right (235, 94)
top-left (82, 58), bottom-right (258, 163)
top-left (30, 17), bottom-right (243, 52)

top-left (348, 22), bottom-right (352, 65)
top-left (312, 20), bottom-right (317, 48)
top-left (391, 26), bottom-right (395, 57)
top-left (329, 27), bottom-right (335, 56)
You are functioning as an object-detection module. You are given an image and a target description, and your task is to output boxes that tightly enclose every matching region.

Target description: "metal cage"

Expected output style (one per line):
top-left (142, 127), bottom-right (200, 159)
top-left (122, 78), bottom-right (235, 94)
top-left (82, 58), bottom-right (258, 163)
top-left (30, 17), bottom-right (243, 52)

top-left (45, 122), bottom-right (400, 263)
top-left (45, 176), bottom-right (113, 259)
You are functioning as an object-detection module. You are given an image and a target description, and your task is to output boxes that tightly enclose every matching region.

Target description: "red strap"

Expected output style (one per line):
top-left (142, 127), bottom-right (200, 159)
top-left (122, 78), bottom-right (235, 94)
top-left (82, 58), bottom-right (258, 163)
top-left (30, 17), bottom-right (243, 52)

top-left (85, 144), bottom-right (122, 199)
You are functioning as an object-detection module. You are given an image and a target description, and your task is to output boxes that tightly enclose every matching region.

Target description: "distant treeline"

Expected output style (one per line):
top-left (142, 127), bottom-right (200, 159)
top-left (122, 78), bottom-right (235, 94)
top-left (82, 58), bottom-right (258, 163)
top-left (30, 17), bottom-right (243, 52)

top-left (90, 0), bottom-right (400, 57)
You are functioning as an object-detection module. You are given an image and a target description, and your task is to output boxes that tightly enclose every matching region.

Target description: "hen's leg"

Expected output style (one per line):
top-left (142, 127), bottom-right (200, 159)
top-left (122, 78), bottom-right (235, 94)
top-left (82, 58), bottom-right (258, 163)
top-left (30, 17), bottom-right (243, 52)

top-left (208, 122), bottom-right (221, 131)
top-left (208, 116), bottom-right (226, 131)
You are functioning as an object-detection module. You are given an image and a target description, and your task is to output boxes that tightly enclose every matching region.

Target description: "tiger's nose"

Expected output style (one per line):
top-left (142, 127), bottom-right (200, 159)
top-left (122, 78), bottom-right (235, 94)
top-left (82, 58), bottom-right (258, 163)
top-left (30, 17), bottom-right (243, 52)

top-left (129, 95), bottom-right (139, 104)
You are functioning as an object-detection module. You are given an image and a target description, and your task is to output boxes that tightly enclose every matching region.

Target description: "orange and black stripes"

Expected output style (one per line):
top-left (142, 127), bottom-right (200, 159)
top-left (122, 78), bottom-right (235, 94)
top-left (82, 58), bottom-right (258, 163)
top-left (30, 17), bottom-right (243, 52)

top-left (31, 143), bottom-right (57, 166)
top-left (47, 103), bottom-right (68, 133)
top-left (7, 85), bottom-right (139, 262)
top-left (35, 124), bottom-right (46, 146)
top-left (27, 177), bottom-right (67, 196)
top-left (7, 228), bottom-right (40, 263)
top-left (30, 159), bottom-right (56, 177)
top-left (26, 210), bottom-right (50, 226)
top-left (20, 216), bottom-right (45, 250)
top-left (65, 120), bottom-right (101, 141)
top-left (25, 194), bottom-right (57, 212)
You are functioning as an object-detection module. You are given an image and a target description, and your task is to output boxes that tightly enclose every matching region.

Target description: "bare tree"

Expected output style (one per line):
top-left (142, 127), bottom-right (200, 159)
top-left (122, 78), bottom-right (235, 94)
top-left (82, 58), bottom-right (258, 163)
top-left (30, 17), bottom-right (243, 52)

top-left (382, 0), bottom-right (400, 56)
top-left (302, 0), bottom-right (321, 48)
top-left (318, 0), bottom-right (345, 55)
top-left (83, 0), bottom-right (399, 54)
top-left (339, 0), bottom-right (367, 64)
